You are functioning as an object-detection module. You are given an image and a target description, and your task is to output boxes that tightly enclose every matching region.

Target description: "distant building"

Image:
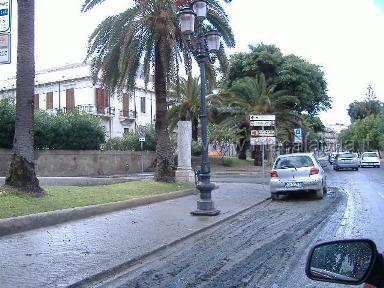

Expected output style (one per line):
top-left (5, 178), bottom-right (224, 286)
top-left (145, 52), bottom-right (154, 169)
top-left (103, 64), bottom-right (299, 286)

top-left (323, 127), bottom-right (337, 151)
top-left (327, 123), bottom-right (348, 134)
top-left (0, 63), bottom-right (156, 138)
top-left (323, 123), bottom-right (349, 151)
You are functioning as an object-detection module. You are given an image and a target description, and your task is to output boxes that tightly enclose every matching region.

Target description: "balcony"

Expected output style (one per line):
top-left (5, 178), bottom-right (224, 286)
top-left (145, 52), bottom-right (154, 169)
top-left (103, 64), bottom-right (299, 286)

top-left (119, 109), bottom-right (136, 123)
top-left (52, 105), bottom-right (115, 118)
top-left (77, 104), bottom-right (115, 118)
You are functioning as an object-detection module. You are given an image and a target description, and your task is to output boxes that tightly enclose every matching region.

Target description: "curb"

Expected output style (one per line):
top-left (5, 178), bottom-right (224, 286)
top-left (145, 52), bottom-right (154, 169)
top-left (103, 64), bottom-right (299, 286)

top-left (0, 188), bottom-right (196, 237)
top-left (70, 196), bottom-right (271, 287)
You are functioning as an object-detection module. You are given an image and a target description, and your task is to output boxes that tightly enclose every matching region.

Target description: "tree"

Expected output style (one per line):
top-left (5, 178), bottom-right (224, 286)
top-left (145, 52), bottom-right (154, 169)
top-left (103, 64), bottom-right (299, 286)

top-left (81, 0), bottom-right (234, 181)
top-left (301, 115), bottom-right (325, 152)
top-left (216, 73), bottom-right (301, 162)
top-left (228, 44), bottom-right (283, 83)
top-left (339, 115), bottom-right (384, 152)
top-left (228, 43), bottom-right (331, 115)
top-left (347, 99), bottom-right (383, 123)
top-left (208, 122), bottom-right (237, 158)
top-left (0, 98), bottom-right (15, 149)
top-left (5, 0), bottom-right (42, 194)
top-left (168, 76), bottom-right (200, 140)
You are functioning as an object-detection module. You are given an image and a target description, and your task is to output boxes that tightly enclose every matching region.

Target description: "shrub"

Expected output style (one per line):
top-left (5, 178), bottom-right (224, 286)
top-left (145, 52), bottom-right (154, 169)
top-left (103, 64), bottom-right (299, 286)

top-left (221, 157), bottom-right (234, 167)
top-left (102, 125), bottom-right (157, 151)
top-left (0, 98), bottom-right (15, 148)
top-left (48, 111), bottom-right (106, 150)
top-left (191, 140), bottom-right (202, 156)
top-left (0, 101), bottom-right (106, 150)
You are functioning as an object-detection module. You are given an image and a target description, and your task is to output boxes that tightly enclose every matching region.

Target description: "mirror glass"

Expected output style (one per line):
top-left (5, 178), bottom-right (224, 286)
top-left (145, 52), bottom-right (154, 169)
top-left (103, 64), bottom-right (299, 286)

top-left (309, 241), bottom-right (374, 283)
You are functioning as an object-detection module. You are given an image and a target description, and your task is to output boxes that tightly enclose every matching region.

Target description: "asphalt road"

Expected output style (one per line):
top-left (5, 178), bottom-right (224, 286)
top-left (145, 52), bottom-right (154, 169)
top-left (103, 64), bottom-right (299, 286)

top-left (88, 165), bottom-right (384, 288)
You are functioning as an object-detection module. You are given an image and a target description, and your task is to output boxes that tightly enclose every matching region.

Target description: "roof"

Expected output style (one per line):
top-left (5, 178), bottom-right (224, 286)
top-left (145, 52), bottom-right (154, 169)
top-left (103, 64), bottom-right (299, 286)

top-left (0, 62), bottom-right (153, 91)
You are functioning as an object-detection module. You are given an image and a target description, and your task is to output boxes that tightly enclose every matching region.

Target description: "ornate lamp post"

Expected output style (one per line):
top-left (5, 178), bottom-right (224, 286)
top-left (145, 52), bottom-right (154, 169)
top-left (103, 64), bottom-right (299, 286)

top-left (178, 0), bottom-right (221, 216)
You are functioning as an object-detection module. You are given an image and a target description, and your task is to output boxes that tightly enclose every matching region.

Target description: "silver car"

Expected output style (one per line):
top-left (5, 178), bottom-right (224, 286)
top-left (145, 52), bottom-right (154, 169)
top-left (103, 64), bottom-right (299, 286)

top-left (333, 152), bottom-right (359, 171)
top-left (270, 153), bottom-right (327, 200)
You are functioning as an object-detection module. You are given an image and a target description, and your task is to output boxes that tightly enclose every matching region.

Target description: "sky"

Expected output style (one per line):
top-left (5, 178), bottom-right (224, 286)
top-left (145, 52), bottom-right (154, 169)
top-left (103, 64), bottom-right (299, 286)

top-left (0, 0), bottom-right (384, 126)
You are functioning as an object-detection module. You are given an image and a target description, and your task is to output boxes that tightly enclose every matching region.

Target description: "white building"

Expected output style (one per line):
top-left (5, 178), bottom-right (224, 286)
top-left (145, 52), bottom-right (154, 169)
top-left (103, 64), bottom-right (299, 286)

top-left (323, 123), bottom-right (349, 151)
top-left (0, 63), bottom-right (156, 138)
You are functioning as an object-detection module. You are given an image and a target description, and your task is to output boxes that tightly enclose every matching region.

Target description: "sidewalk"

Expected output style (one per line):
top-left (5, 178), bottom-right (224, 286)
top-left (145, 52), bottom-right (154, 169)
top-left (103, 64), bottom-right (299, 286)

top-left (0, 181), bottom-right (270, 288)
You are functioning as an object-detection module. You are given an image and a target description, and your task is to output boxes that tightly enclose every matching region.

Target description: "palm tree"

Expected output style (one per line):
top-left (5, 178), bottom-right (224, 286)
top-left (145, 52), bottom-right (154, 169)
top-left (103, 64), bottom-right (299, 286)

top-left (81, 0), bottom-right (234, 181)
top-left (5, 0), bottom-right (42, 194)
top-left (168, 76), bottom-right (200, 140)
top-left (217, 73), bottom-right (301, 162)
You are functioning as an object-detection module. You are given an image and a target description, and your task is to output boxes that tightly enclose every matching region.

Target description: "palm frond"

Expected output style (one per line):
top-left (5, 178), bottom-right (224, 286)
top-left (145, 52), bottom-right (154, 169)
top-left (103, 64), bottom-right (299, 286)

top-left (81, 0), bottom-right (106, 12)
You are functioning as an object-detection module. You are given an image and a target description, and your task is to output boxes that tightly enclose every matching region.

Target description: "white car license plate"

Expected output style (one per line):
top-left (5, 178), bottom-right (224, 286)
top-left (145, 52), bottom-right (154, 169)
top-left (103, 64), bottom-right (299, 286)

top-left (284, 182), bottom-right (303, 188)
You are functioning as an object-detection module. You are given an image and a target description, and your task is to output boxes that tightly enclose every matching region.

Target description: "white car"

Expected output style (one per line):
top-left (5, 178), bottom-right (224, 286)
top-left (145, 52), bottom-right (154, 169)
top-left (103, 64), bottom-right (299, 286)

top-left (360, 152), bottom-right (381, 168)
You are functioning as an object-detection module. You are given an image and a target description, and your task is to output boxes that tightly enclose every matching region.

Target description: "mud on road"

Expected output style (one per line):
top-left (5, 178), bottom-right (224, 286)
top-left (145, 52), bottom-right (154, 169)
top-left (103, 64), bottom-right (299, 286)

top-left (82, 188), bottom-right (346, 288)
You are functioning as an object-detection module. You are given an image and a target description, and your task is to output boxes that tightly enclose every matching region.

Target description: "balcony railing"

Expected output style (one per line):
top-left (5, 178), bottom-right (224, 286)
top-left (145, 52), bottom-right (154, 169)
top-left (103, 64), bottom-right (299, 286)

top-left (53, 105), bottom-right (115, 117)
top-left (118, 109), bottom-right (137, 123)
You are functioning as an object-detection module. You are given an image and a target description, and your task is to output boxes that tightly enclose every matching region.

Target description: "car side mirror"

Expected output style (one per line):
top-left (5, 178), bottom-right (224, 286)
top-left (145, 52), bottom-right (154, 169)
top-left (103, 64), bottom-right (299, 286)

top-left (306, 239), bottom-right (378, 285)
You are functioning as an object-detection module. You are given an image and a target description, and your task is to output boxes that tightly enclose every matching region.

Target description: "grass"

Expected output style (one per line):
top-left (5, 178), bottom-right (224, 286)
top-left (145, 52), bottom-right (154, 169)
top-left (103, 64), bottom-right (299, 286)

top-left (0, 181), bottom-right (194, 220)
top-left (209, 156), bottom-right (254, 167)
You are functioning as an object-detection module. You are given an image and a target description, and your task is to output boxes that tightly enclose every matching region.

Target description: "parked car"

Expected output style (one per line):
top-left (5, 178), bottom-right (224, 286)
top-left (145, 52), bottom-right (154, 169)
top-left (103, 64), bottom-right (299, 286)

top-left (360, 152), bottom-right (381, 168)
top-left (333, 152), bottom-right (359, 171)
top-left (270, 153), bottom-right (327, 200)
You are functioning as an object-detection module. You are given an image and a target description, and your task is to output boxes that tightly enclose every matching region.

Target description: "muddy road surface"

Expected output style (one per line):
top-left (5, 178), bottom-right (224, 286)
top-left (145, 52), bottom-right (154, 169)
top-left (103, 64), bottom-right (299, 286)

top-left (83, 187), bottom-right (346, 288)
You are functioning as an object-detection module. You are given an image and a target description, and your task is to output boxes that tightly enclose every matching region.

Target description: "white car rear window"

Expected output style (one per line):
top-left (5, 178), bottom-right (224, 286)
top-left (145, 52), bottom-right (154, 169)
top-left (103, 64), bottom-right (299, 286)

top-left (275, 156), bottom-right (314, 169)
top-left (363, 152), bottom-right (378, 157)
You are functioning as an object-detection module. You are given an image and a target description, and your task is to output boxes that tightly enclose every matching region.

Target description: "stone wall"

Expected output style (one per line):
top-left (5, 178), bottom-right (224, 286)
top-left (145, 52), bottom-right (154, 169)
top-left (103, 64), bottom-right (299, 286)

top-left (0, 149), bottom-right (156, 177)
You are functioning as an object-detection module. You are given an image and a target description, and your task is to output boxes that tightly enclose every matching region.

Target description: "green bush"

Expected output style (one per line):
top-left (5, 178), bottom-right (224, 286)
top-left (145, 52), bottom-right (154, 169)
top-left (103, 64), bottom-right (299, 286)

top-left (0, 100), bottom-right (106, 150)
top-left (191, 140), bottom-right (202, 156)
top-left (102, 125), bottom-right (157, 151)
top-left (0, 98), bottom-right (15, 148)
top-left (221, 157), bottom-right (234, 167)
top-left (47, 111), bottom-right (106, 150)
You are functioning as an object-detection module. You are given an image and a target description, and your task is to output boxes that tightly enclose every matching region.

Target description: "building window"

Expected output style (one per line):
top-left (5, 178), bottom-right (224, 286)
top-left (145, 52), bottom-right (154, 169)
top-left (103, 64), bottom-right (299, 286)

top-left (95, 88), bottom-right (109, 114)
top-left (34, 94), bottom-right (39, 110)
top-left (66, 88), bottom-right (75, 111)
top-left (141, 97), bottom-right (146, 113)
top-left (46, 92), bottom-right (53, 110)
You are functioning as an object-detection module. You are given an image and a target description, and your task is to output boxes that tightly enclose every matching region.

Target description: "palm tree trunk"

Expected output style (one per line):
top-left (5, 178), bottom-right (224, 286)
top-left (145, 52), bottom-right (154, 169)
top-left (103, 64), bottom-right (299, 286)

top-left (153, 21), bottom-right (174, 181)
top-left (192, 118), bottom-right (198, 141)
top-left (5, 0), bottom-right (42, 194)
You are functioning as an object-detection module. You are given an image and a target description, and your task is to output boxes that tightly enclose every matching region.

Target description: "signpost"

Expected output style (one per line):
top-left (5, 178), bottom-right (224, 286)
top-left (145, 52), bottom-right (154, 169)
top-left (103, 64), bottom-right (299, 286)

top-left (138, 129), bottom-right (146, 173)
top-left (0, 0), bottom-right (11, 32)
top-left (294, 128), bottom-right (302, 151)
top-left (249, 114), bottom-right (276, 181)
top-left (251, 130), bottom-right (275, 137)
top-left (0, 32), bottom-right (10, 64)
top-left (0, 0), bottom-right (11, 65)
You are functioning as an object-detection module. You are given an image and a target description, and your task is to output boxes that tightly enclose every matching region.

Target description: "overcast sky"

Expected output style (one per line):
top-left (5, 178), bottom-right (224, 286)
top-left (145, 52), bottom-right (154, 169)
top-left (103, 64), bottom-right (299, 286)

top-left (1, 0), bottom-right (384, 126)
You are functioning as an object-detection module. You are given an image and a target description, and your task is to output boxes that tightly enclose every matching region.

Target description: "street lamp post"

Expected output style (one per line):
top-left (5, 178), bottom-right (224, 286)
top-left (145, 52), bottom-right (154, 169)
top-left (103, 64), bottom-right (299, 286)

top-left (178, 0), bottom-right (221, 216)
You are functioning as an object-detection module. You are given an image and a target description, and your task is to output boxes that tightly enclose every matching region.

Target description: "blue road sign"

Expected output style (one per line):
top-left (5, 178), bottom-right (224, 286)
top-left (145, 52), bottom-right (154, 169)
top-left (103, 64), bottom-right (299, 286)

top-left (138, 129), bottom-right (146, 138)
top-left (294, 128), bottom-right (302, 143)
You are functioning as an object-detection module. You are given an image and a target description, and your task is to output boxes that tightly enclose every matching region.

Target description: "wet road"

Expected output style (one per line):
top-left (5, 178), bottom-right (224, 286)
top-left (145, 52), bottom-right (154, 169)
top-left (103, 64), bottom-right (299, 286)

top-left (87, 165), bottom-right (384, 288)
top-left (326, 165), bottom-right (384, 249)
top-left (1, 166), bottom-right (383, 287)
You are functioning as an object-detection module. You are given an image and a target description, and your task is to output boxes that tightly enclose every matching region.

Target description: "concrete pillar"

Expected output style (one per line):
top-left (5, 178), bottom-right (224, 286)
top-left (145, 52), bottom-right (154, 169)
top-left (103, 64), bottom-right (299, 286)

top-left (175, 121), bottom-right (195, 182)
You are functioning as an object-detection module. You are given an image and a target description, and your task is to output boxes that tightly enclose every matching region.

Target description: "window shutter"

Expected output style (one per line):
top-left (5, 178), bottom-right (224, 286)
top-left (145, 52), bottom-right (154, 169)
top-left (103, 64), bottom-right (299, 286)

top-left (66, 88), bottom-right (75, 111)
top-left (123, 93), bottom-right (129, 116)
top-left (34, 94), bottom-right (39, 110)
top-left (46, 92), bottom-right (53, 109)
